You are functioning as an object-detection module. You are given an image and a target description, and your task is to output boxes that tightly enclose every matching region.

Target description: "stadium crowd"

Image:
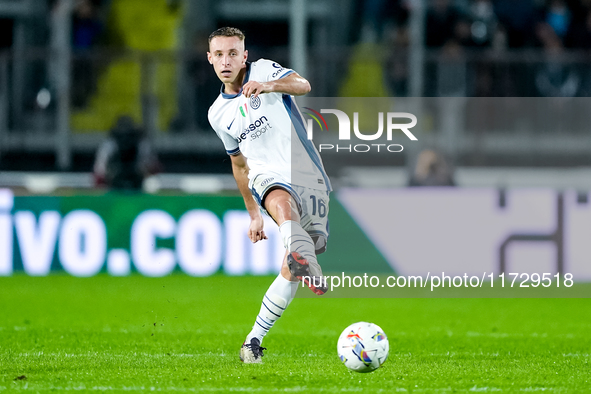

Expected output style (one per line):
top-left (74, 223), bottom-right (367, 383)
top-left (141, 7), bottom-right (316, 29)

top-left (361, 0), bottom-right (591, 49)
top-left (370, 0), bottom-right (591, 96)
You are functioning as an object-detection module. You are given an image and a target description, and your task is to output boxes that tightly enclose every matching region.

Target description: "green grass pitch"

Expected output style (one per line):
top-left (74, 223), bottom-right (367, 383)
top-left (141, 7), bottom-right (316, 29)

top-left (1, 274), bottom-right (590, 392)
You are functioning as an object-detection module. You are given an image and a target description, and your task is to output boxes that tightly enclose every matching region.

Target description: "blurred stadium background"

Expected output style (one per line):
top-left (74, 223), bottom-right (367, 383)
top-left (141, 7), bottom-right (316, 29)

top-left (2, 0), bottom-right (591, 174)
top-left (2, 3), bottom-right (591, 391)
top-left (1, 0), bottom-right (591, 279)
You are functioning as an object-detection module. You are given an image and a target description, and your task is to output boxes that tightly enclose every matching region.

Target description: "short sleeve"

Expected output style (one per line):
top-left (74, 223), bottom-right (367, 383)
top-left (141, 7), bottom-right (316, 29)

top-left (255, 59), bottom-right (295, 82)
top-left (217, 129), bottom-right (240, 155)
top-left (214, 128), bottom-right (240, 155)
top-left (208, 112), bottom-right (240, 155)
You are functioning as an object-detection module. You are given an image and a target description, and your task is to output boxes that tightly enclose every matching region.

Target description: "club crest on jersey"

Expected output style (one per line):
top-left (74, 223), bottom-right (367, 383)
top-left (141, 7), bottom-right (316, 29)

top-left (239, 103), bottom-right (248, 117)
top-left (250, 95), bottom-right (261, 110)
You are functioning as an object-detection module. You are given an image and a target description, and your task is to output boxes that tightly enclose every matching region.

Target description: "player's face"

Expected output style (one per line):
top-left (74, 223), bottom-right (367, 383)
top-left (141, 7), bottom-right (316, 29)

top-left (207, 36), bottom-right (248, 85)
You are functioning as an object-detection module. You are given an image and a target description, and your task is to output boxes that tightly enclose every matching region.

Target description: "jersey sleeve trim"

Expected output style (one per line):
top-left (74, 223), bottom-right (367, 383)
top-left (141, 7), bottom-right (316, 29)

top-left (277, 70), bottom-right (294, 79)
top-left (226, 147), bottom-right (241, 155)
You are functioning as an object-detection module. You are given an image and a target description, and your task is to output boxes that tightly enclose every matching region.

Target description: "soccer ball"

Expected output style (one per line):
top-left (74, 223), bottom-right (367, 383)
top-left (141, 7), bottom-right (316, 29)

top-left (337, 322), bottom-right (389, 373)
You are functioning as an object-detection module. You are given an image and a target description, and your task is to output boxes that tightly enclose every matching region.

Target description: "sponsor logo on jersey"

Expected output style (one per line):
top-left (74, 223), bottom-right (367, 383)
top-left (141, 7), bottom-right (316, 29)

top-left (236, 116), bottom-right (272, 143)
top-left (250, 95), bottom-right (261, 110)
top-left (271, 63), bottom-right (286, 78)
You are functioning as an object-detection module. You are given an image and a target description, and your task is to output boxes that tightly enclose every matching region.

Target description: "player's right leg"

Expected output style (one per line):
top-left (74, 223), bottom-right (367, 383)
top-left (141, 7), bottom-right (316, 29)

top-left (240, 180), bottom-right (325, 363)
top-left (263, 188), bottom-right (327, 294)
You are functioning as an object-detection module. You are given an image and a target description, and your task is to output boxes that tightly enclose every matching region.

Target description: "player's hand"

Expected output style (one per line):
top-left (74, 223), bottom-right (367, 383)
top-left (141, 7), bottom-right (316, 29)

top-left (248, 216), bottom-right (268, 243)
top-left (243, 81), bottom-right (271, 98)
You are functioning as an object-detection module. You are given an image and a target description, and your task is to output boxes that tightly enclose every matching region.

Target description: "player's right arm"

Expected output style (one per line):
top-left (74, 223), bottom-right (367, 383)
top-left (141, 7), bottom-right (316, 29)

top-left (230, 152), bottom-right (268, 243)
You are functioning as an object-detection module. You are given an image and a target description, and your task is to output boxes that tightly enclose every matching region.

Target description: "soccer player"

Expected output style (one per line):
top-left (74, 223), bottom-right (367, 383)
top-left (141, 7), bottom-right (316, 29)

top-left (207, 27), bottom-right (332, 363)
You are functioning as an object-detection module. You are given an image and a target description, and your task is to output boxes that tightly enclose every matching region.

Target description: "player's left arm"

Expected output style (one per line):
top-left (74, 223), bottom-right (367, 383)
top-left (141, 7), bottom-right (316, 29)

top-left (242, 73), bottom-right (311, 98)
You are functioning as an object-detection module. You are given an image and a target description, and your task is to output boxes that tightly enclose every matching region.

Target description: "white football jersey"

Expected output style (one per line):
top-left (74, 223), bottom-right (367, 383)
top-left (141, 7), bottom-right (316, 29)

top-left (208, 58), bottom-right (331, 192)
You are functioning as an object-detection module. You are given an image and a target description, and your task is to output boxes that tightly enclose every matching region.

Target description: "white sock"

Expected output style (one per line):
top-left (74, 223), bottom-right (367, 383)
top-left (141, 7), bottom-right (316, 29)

top-left (278, 220), bottom-right (318, 267)
top-left (246, 274), bottom-right (295, 345)
top-left (289, 279), bottom-right (299, 301)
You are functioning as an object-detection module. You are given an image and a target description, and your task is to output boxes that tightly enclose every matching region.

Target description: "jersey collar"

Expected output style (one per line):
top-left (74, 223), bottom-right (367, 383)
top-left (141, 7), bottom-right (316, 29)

top-left (220, 62), bottom-right (251, 99)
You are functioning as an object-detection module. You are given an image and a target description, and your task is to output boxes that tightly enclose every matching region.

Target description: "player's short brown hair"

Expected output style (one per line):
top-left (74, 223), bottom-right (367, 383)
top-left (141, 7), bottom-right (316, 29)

top-left (208, 27), bottom-right (245, 43)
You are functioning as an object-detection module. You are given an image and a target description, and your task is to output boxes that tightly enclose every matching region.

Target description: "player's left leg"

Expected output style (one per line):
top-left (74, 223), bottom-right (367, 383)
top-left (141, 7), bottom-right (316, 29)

top-left (240, 187), bottom-right (323, 362)
top-left (240, 180), bottom-right (329, 362)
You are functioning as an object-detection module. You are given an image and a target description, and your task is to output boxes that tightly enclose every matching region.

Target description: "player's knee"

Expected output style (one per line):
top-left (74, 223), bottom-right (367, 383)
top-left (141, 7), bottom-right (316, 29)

top-left (276, 199), bottom-right (293, 216)
top-left (266, 190), bottom-right (297, 222)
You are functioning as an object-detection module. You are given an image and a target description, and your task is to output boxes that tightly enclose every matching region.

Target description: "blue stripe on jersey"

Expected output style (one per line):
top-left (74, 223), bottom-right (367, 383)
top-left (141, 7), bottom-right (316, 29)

top-left (281, 95), bottom-right (332, 191)
top-left (219, 63), bottom-right (291, 99)
top-left (277, 70), bottom-right (294, 80)
top-left (227, 147), bottom-right (240, 155)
